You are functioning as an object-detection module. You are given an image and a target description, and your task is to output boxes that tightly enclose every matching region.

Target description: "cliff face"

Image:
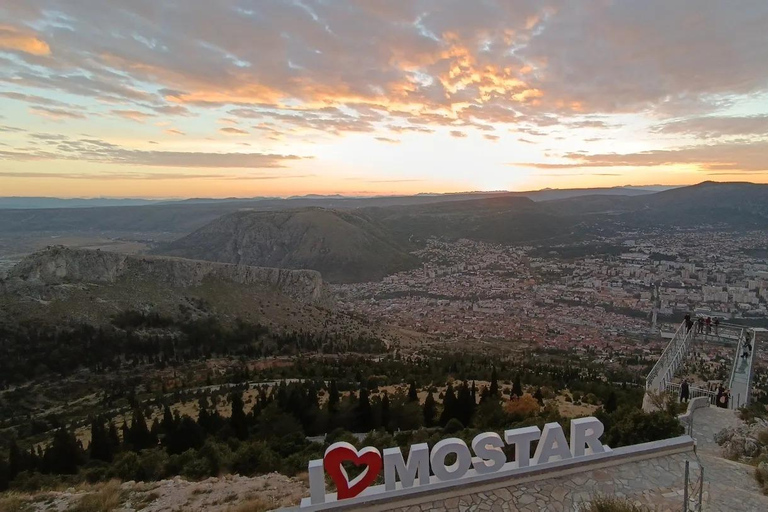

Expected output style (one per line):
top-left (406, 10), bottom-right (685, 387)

top-left (6, 246), bottom-right (328, 305)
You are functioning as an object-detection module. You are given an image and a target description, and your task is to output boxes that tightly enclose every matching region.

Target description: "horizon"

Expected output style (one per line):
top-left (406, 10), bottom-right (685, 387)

top-left (1, 1), bottom-right (767, 197)
top-left (0, 182), bottom-right (687, 201)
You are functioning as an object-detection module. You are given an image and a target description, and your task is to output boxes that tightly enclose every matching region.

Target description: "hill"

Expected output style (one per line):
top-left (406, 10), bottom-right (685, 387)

top-left (364, 195), bottom-right (579, 245)
top-left (157, 208), bottom-right (419, 283)
top-left (544, 181), bottom-right (768, 228)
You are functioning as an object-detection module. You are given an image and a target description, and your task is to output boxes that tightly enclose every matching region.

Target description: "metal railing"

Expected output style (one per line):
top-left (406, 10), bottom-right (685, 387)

top-left (665, 382), bottom-right (717, 405)
top-left (646, 320), bottom-right (686, 391)
top-left (647, 320), bottom-right (695, 392)
top-left (726, 327), bottom-right (746, 390)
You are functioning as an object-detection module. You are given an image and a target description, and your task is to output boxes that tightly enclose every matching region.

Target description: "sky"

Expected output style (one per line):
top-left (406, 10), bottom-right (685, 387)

top-left (1, 0), bottom-right (767, 198)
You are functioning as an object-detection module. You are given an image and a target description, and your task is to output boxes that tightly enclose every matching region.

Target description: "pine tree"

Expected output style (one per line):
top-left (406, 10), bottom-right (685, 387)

top-left (512, 374), bottom-right (523, 398)
top-left (440, 383), bottom-right (457, 426)
top-left (8, 440), bottom-right (23, 480)
top-left (132, 409), bottom-right (156, 451)
top-left (328, 380), bottom-right (340, 414)
top-left (456, 381), bottom-right (475, 426)
top-left (604, 391), bottom-right (618, 414)
top-left (423, 391), bottom-right (437, 427)
top-left (89, 418), bottom-right (113, 462)
top-left (381, 392), bottom-right (391, 432)
top-left (230, 391), bottom-right (248, 440)
top-left (107, 422), bottom-right (121, 454)
top-left (408, 381), bottom-right (418, 402)
top-left (356, 386), bottom-right (372, 432)
top-left (534, 387), bottom-right (544, 405)
top-left (489, 368), bottom-right (499, 397)
top-left (45, 427), bottom-right (83, 474)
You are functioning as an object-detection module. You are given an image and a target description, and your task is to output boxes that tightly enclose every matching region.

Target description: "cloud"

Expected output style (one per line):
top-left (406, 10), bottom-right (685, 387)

top-left (484, 134), bottom-right (499, 141)
top-left (449, 130), bottom-right (467, 138)
top-left (375, 136), bottom-right (400, 144)
top-left (29, 106), bottom-right (87, 120)
top-left (1, 0), bottom-right (768, 183)
top-left (514, 140), bottom-right (768, 172)
top-left (0, 170), bottom-right (313, 180)
top-left (164, 128), bottom-right (185, 136)
top-left (654, 115), bottom-right (768, 137)
top-left (0, 24), bottom-right (50, 55)
top-left (0, 91), bottom-right (70, 107)
top-left (111, 110), bottom-right (155, 122)
top-left (219, 127), bottom-right (249, 135)
top-left (0, 134), bottom-right (310, 168)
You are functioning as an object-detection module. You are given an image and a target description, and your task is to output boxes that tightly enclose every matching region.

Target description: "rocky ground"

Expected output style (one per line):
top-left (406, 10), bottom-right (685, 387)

top-left (714, 415), bottom-right (768, 460)
top-left (0, 473), bottom-right (307, 512)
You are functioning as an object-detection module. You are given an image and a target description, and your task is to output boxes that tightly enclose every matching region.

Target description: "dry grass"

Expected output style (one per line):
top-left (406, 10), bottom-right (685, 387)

top-left (580, 496), bottom-right (653, 512)
top-left (226, 497), bottom-right (271, 512)
top-left (0, 495), bottom-right (29, 512)
top-left (68, 480), bottom-right (123, 512)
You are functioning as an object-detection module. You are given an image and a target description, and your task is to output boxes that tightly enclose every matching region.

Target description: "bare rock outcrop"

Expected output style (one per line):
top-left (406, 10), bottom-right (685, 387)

top-left (5, 246), bottom-right (329, 305)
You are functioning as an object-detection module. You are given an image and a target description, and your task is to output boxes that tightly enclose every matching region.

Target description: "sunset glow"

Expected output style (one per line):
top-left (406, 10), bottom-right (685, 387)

top-left (1, 1), bottom-right (767, 198)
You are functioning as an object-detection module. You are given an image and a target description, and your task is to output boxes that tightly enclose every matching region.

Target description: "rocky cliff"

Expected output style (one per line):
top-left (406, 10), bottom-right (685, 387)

top-left (5, 246), bottom-right (328, 305)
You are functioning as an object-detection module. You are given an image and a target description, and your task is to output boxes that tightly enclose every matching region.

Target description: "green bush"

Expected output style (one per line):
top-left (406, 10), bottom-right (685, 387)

top-left (232, 442), bottom-right (281, 476)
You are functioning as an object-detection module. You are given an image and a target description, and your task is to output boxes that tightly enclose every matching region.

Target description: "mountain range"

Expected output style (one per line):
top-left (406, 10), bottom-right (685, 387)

top-left (2, 182), bottom-right (767, 283)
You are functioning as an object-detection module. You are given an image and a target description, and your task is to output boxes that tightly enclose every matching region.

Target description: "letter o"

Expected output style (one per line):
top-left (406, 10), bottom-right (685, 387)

top-left (430, 438), bottom-right (472, 481)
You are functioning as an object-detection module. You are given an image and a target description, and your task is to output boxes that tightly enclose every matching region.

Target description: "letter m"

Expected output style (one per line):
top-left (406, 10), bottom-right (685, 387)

top-left (383, 443), bottom-right (430, 491)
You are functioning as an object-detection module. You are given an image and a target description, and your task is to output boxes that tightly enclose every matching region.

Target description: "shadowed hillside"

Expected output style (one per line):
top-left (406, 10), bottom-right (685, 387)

top-left (158, 208), bottom-right (419, 283)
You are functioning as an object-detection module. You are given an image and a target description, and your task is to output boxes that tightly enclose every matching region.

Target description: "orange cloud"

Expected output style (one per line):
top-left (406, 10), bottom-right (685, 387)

top-left (0, 25), bottom-right (50, 56)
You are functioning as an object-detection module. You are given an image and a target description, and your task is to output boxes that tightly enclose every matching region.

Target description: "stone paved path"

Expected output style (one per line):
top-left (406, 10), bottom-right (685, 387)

top-left (689, 406), bottom-right (768, 511)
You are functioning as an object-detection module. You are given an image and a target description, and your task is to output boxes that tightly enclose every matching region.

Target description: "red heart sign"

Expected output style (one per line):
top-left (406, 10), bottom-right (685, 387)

top-left (323, 442), bottom-right (383, 500)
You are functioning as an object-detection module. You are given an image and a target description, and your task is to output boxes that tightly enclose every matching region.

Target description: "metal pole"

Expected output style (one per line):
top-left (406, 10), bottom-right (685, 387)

top-left (698, 465), bottom-right (704, 512)
top-left (683, 460), bottom-right (689, 512)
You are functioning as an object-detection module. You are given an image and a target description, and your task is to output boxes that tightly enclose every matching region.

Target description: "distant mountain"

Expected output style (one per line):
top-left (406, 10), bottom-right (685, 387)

top-left (364, 195), bottom-right (579, 244)
top-left (158, 208), bottom-right (419, 283)
top-left (545, 181), bottom-right (768, 228)
top-left (0, 197), bottom-right (171, 209)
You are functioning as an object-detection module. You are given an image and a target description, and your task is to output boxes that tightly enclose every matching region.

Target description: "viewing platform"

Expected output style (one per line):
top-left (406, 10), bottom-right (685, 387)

top-left (645, 320), bottom-right (763, 411)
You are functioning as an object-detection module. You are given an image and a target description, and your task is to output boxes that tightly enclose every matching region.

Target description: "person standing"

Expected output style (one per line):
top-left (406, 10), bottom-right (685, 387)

top-left (706, 317), bottom-right (712, 335)
top-left (680, 379), bottom-right (690, 403)
top-left (716, 385), bottom-right (725, 408)
top-left (685, 314), bottom-right (693, 333)
top-left (714, 318), bottom-right (720, 336)
top-left (698, 317), bottom-right (705, 334)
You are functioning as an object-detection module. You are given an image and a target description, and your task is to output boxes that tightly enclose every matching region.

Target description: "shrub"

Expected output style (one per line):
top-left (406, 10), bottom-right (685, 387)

top-left (232, 442), bottom-right (281, 476)
top-left (580, 495), bottom-right (652, 512)
top-left (69, 480), bottom-right (123, 512)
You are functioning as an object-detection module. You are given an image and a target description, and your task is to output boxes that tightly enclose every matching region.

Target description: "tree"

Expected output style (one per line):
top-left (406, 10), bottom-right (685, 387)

top-left (230, 391), bottom-right (248, 440)
top-left (440, 383), bottom-right (457, 426)
top-left (356, 386), bottom-right (373, 432)
top-left (408, 381), bottom-right (418, 402)
top-left (534, 387), bottom-right (544, 405)
top-left (89, 418), bottom-right (114, 462)
top-left (127, 409), bottom-right (156, 451)
top-left (423, 391), bottom-right (437, 427)
top-left (604, 391), bottom-right (618, 414)
top-left (512, 374), bottom-right (523, 398)
top-left (489, 368), bottom-right (499, 397)
top-left (504, 393), bottom-right (540, 419)
top-left (381, 392), bottom-right (391, 432)
top-left (328, 380), bottom-right (340, 414)
top-left (456, 381), bottom-right (475, 427)
top-left (44, 427), bottom-right (84, 474)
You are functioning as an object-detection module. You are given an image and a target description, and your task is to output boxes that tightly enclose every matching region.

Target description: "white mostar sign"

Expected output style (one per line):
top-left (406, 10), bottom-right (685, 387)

top-left (303, 416), bottom-right (608, 507)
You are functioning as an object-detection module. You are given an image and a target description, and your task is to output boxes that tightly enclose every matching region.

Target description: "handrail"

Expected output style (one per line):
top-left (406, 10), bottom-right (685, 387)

top-left (745, 331), bottom-right (757, 405)
top-left (727, 327), bottom-right (746, 390)
top-left (646, 321), bottom-right (686, 390)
